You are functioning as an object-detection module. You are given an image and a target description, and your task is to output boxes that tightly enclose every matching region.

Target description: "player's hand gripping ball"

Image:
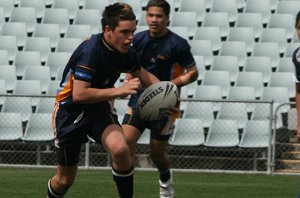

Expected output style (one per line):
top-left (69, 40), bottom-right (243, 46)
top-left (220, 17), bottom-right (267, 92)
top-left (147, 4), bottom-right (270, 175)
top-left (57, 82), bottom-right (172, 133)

top-left (137, 81), bottom-right (178, 121)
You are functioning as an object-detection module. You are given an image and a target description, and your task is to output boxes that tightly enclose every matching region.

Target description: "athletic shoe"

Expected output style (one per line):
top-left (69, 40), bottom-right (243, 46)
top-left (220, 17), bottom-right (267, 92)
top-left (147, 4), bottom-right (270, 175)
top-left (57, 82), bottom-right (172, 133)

top-left (159, 177), bottom-right (174, 198)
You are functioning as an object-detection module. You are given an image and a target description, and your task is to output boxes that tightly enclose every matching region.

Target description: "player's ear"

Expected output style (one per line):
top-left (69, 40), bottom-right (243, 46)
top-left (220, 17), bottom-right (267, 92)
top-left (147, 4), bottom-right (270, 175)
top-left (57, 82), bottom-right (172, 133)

top-left (104, 25), bottom-right (113, 36)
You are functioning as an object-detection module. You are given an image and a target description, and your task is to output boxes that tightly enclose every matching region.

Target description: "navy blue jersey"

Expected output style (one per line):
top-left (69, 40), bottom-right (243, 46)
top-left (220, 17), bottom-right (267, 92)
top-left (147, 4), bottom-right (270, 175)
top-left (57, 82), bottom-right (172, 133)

top-left (293, 47), bottom-right (300, 82)
top-left (56, 33), bottom-right (141, 111)
top-left (129, 29), bottom-right (195, 110)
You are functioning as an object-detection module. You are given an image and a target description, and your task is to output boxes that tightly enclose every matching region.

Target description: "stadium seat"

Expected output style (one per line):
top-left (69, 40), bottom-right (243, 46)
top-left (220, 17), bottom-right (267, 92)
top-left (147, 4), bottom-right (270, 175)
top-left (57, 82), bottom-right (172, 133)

top-left (46, 52), bottom-right (71, 79)
top-left (83, 0), bottom-right (110, 15)
top-left (292, 30), bottom-right (299, 43)
top-left (235, 71), bottom-right (264, 99)
top-left (217, 102), bottom-right (248, 129)
top-left (239, 120), bottom-right (270, 148)
top-left (219, 41), bottom-right (247, 67)
top-left (261, 86), bottom-right (290, 113)
top-left (114, 99), bottom-right (129, 117)
top-left (0, 7), bottom-right (5, 28)
top-left (0, 112), bottom-right (23, 140)
top-left (0, 0), bottom-right (14, 19)
top-left (0, 50), bottom-right (9, 65)
top-left (0, 35), bottom-right (17, 62)
top-left (9, 7), bottom-right (37, 34)
top-left (34, 23), bottom-right (60, 50)
top-left (19, 0), bottom-right (46, 20)
top-left (168, 26), bottom-right (189, 40)
top-left (74, 9), bottom-right (101, 34)
top-left (183, 102), bottom-right (214, 128)
top-left (227, 27), bottom-right (255, 54)
top-left (227, 86), bottom-right (256, 112)
top-left (14, 80), bottom-right (42, 96)
top-left (202, 70), bottom-right (231, 98)
top-left (211, 0), bottom-right (238, 24)
top-left (35, 97), bottom-right (55, 113)
top-left (0, 65), bottom-right (17, 92)
top-left (24, 37), bottom-right (51, 63)
top-left (211, 55), bottom-right (239, 83)
top-left (65, 24), bottom-right (92, 39)
top-left (285, 43), bottom-right (299, 58)
top-left (188, 40), bottom-right (213, 66)
top-left (277, 57), bottom-right (294, 73)
top-left (0, 79), bottom-right (6, 94)
top-left (137, 128), bottom-right (150, 145)
top-left (56, 37), bottom-right (82, 53)
top-left (169, 118), bottom-right (205, 146)
top-left (276, 0), bottom-right (300, 19)
top-left (204, 119), bottom-right (239, 147)
top-left (193, 55), bottom-right (206, 81)
top-left (42, 8), bottom-right (70, 35)
top-left (14, 51), bottom-right (41, 78)
top-left (251, 103), bottom-right (283, 129)
top-left (1, 97), bottom-right (33, 122)
top-left (170, 11), bottom-right (198, 39)
top-left (46, 80), bottom-right (60, 95)
top-left (268, 72), bottom-right (295, 99)
top-left (244, 0), bottom-right (272, 25)
top-left (178, 0), bottom-right (206, 24)
top-left (235, 13), bottom-right (263, 40)
top-left (138, 11), bottom-right (147, 26)
top-left (2, 22), bottom-right (27, 48)
top-left (53, 0), bottom-right (79, 21)
top-left (194, 27), bottom-right (222, 52)
top-left (23, 66), bottom-right (51, 93)
top-left (260, 28), bottom-right (287, 55)
top-left (287, 108), bottom-right (297, 131)
top-left (244, 56), bottom-right (272, 84)
top-left (268, 13), bottom-right (295, 41)
top-left (203, 12), bottom-right (230, 38)
top-left (252, 42), bottom-right (280, 70)
top-left (22, 113), bottom-right (54, 141)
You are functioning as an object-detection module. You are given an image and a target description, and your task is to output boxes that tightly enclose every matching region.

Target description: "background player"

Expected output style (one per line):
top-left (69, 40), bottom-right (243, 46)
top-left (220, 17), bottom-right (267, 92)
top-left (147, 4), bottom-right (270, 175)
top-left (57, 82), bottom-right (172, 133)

top-left (122, 0), bottom-right (199, 197)
top-left (293, 10), bottom-right (300, 141)
top-left (47, 3), bottom-right (159, 198)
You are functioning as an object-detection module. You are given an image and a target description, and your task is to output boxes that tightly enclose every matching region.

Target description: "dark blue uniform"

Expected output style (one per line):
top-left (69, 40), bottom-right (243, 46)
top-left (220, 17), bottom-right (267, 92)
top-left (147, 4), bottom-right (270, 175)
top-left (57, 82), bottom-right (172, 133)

top-left (293, 47), bottom-right (300, 82)
top-left (53, 33), bottom-right (141, 166)
top-left (123, 30), bottom-right (195, 140)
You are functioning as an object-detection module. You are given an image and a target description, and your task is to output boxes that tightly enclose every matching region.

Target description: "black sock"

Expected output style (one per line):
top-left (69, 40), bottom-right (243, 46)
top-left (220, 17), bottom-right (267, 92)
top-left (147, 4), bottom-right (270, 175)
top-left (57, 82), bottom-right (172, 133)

top-left (47, 179), bottom-right (64, 198)
top-left (112, 166), bottom-right (134, 198)
top-left (160, 169), bottom-right (171, 182)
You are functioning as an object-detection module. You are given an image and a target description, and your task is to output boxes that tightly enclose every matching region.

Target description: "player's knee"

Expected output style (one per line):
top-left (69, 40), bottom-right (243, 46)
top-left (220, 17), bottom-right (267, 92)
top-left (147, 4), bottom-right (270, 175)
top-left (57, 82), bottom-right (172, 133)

top-left (56, 176), bottom-right (75, 190)
top-left (111, 144), bottom-right (130, 162)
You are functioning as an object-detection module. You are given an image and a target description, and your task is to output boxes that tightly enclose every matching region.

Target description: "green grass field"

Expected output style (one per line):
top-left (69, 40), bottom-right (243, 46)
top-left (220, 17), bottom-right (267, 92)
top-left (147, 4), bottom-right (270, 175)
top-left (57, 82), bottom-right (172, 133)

top-left (0, 167), bottom-right (299, 198)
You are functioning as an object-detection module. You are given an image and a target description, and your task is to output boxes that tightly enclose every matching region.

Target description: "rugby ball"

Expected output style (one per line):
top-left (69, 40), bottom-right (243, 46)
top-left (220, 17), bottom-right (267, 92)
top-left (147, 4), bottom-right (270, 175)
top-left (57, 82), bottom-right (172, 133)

top-left (137, 81), bottom-right (178, 121)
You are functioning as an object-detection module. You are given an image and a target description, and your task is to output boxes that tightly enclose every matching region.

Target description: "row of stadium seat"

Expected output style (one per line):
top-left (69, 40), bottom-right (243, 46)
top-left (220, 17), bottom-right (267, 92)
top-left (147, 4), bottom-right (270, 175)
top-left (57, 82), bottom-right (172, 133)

top-left (138, 118), bottom-right (271, 148)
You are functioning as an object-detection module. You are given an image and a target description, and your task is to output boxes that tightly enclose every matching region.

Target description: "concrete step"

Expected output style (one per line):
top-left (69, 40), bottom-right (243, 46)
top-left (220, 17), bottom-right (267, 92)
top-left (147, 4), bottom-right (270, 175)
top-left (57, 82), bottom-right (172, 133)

top-left (276, 169), bottom-right (300, 173)
top-left (277, 159), bottom-right (300, 170)
top-left (281, 151), bottom-right (300, 159)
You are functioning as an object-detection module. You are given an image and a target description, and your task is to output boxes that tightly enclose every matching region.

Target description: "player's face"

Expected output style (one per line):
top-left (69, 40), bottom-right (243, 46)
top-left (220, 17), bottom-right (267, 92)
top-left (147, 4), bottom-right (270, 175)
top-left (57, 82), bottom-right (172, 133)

top-left (146, 6), bottom-right (169, 37)
top-left (106, 20), bottom-right (136, 53)
top-left (297, 20), bottom-right (300, 40)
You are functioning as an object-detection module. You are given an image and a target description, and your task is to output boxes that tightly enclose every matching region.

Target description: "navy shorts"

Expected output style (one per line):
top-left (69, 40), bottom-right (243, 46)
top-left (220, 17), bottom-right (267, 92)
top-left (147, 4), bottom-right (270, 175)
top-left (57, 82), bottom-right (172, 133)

top-left (122, 107), bottom-right (180, 141)
top-left (53, 104), bottom-right (120, 166)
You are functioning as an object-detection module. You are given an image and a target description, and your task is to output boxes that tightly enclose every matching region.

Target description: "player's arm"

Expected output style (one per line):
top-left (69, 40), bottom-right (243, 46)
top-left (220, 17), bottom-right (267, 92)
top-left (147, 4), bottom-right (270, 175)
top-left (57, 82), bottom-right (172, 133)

top-left (72, 78), bottom-right (141, 104)
top-left (296, 83), bottom-right (300, 140)
top-left (171, 64), bottom-right (198, 88)
top-left (131, 67), bottom-right (160, 87)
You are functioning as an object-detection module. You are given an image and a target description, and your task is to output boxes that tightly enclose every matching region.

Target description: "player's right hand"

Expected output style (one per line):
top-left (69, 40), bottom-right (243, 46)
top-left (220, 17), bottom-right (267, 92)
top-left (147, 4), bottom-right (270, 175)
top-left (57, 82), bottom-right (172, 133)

top-left (118, 77), bottom-right (141, 98)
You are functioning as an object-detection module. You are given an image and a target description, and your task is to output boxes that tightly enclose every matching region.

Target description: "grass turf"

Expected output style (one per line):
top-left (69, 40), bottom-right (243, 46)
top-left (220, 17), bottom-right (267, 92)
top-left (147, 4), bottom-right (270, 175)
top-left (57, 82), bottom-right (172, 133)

top-left (0, 167), bottom-right (299, 198)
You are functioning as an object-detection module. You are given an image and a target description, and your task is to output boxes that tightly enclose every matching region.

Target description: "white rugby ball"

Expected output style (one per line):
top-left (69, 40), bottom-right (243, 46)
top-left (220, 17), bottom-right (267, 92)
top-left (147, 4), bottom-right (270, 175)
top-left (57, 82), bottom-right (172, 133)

top-left (137, 81), bottom-right (178, 121)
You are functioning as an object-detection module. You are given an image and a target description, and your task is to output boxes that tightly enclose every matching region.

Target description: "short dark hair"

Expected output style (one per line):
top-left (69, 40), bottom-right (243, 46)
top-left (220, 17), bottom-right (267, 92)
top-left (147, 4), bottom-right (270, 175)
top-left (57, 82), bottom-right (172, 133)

top-left (146, 0), bottom-right (170, 17)
top-left (101, 2), bottom-right (136, 31)
top-left (296, 10), bottom-right (300, 28)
